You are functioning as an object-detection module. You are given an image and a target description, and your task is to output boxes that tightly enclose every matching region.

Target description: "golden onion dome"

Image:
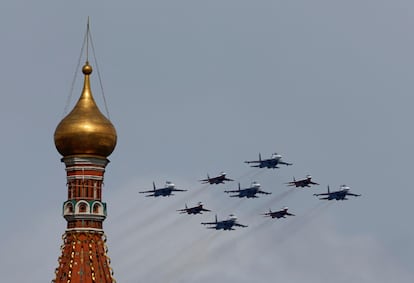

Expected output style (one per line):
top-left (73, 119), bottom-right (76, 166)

top-left (54, 62), bottom-right (117, 157)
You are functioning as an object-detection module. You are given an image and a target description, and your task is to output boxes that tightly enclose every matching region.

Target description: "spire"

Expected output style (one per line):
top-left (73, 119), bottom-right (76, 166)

top-left (54, 20), bottom-right (117, 158)
top-left (53, 19), bottom-right (117, 283)
top-left (86, 17), bottom-right (90, 63)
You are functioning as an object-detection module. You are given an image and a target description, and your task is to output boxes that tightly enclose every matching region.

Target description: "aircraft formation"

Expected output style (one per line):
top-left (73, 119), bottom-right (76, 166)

top-left (139, 152), bottom-right (361, 231)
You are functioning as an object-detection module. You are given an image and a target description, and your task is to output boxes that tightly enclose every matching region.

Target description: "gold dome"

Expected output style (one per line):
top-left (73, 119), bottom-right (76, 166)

top-left (54, 62), bottom-right (117, 157)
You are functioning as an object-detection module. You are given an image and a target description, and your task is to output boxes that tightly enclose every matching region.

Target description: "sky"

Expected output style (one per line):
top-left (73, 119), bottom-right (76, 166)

top-left (0, 0), bottom-right (413, 282)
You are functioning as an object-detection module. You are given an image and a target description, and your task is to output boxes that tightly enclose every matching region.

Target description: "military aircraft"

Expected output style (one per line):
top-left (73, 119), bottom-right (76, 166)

top-left (262, 207), bottom-right (295, 219)
top-left (199, 172), bottom-right (234, 185)
top-left (177, 202), bottom-right (211, 215)
top-left (139, 181), bottom-right (187, 197)
top-left (201, 214), bottom-right (248, 230)
top-left (224, 182), bottom-right (271, 198)
top-left (244, 152), bottom-right (293, 169)
top-left (286, 175), bottom-right (319, 188)
top-left (314, 185), bottom-right (361, 200)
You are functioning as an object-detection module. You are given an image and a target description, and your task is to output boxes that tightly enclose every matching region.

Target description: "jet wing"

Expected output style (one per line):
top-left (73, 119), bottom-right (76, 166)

top-left (233, 222), bottom-right (248, 228)
top-left (171, 188), bottom-right (187, 192)
top-left (347, 193), bottom-right (361, 197)
top-left (244, 160), bottom-right (260, 164)
top-left (201, 221), bottom-right (216, 225)
top-left (313, 192), bottom-right (329, 196)
top-left (262, 212), bottom-right (276, 217)
top-left (200, 176), bottom-right (217, 183)
top-left (224, 189), bottom-right (240, 193)
top-left (279, 161), bottom-right (293, 166)
top-left (258, 190), bottom-right (272, 195)
top-left (265, 211), bottom-right (283, 218)
top-left (139, 190), bottom-right (155, 194)
top-left (224, 177), bottom-right (234, 181)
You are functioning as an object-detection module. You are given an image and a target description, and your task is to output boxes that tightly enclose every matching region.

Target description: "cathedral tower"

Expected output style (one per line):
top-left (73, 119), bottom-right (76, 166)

top-left (52, 43), bottom-right (117, 282)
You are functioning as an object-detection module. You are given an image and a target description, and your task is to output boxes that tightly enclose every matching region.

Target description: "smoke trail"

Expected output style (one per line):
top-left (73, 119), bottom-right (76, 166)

top-left (248, 169), bottom-right (266, 181)
top-left (260, 188), bottom-right (297, 212)
top-left (235, 168), bottom-right (258, 182)
top-left (112, 194), bottom-right (189, 245)
top-left (110, 192), bottom-right (153, 224)
top-left (181, 183), bottom-right (210, 200)
top-left (219, 197), bottom-right (245, 215)
top-left (150, 232), bottom-right (221, 282)
top-left (114, 212), bottom-right (191, 273)
top-left (271, 201), bottom-right (333, 246)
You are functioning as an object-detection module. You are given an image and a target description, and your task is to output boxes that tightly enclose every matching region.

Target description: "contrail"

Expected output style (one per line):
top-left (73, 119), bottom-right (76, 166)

top-left (114, 213), bottom-right (189, 272)
top-left (181, 183), bottom-right (210, 200)
top-left (260, 188), bottom-right (297, 212)
top-left (110, 192), bottom-right (152, 224)
top-left (271, 201), bottom-right (333, 246)
top-left (248, 169), bottom-right (266, 181)
top-left (153, 232), bottom-right (220, 282)
top-left (235, 168), bottom-right (258, 181)
top-left (218, 197), bottom-right (244, 214)
top-left (112, 194), bottom-right (188, 245)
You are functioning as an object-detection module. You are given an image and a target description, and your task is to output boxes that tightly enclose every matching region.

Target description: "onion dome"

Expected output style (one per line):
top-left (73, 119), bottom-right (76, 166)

top-left (54, 62), bottom-right (117, 157)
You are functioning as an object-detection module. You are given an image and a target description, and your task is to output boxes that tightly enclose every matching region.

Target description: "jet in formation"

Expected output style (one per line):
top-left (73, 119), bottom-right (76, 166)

top-left (262, 207), bottom-right (295, 219)
top-left (177, 202), bottom-right (211, 215)
top-left (201, 214), bottom-right (248, 230)
top-left (245, 152), bottom-right (293, 169)
top-left (224, 181), bottom-right (271, 198)
top-left (286, 175), bottom-right (319, 188)
top-left (314, 185), bottom-right (361, 200)
top-left (199, 172), bottom-right (234, 185)
top-left (139, 181), bottom-right (187, 197)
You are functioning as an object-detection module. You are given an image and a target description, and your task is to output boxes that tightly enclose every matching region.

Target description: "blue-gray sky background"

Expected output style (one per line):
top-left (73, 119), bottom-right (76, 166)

top-left (0, 1), bottom-right (413, 282)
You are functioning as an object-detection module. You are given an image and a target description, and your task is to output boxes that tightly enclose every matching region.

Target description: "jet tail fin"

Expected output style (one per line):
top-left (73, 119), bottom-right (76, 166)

top-left (153, 182), bottom-right (156, 191)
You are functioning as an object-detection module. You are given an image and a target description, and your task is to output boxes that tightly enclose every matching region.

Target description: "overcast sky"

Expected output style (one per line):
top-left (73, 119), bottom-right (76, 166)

top-left (0, 1), bottom-right (413, 282)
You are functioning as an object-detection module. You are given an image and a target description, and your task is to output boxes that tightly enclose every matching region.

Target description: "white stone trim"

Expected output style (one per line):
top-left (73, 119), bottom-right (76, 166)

top-left (66, 175), bottom-right (104, 181)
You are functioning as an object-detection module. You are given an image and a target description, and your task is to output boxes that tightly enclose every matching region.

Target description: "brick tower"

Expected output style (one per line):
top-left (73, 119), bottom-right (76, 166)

top-left (52, 57), bottom-right (117, 283)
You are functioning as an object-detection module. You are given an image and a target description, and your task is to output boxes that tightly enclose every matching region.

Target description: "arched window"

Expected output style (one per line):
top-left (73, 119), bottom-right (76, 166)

top-left (93, 203), bottom-right (100, 214)
top-left (65, 203), bottom-right (74, 214)
top-left (79, 202), bottom-right (87, 213)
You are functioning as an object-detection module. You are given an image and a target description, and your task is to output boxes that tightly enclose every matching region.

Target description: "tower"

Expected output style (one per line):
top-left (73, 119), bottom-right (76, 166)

top-left (52, 47), bottom-right (117, 282)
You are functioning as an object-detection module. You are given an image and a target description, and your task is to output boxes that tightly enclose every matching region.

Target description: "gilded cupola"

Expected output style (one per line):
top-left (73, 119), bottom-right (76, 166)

top-left (54, 62), bottom-right (117, 158)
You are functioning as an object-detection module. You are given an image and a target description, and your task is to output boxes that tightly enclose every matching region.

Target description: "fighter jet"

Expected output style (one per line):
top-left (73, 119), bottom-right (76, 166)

top-left (244, 152), bottom-right (292, 169)
top-left (139, 181), bottom-right (187, 197)
top-left (199, 172), bottom-right (234, 185)
top-left (314, 185), bottom-right (361, 201)
top-left (177, 202), bottom-right (211, 215)
top-left (201, 214), bottom-right (248, 230)
top-left (286, 175), bottom-right (319, 188)
top-left (224, 182), bottom-right (271, 198)
top-left (262, 207), bottom-right (295, 219)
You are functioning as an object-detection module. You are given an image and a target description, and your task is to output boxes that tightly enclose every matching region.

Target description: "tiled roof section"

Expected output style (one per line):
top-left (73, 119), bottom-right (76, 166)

top-left (53, 231), bottom-right (115, 283)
